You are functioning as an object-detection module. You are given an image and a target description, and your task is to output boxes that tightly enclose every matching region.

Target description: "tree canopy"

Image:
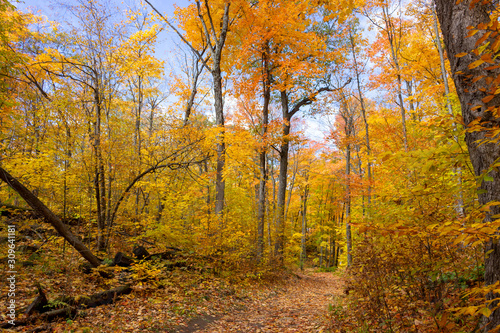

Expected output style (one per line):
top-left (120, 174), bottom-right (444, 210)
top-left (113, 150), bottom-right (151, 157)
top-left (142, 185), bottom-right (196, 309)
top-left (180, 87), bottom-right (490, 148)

top-left (2, 0), bottom-right (500, 331)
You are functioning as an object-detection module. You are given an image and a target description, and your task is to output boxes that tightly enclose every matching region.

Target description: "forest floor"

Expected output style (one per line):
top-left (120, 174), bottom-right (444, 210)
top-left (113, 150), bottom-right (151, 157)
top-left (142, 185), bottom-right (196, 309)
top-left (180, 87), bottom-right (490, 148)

top-left (178, 269), bottom-right (344, 333)
top-left (2, 251), bottom-right (344, 333)
top-left (1, 215), bottom-right (345, 332)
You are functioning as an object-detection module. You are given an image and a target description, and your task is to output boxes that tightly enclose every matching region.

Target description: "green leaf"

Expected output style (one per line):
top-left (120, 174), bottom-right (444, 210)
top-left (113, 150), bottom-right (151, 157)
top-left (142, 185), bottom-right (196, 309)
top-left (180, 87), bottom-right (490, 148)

top-left (479, 307), bottom-right (492, 317)
top-left (485, 175), bottom-right (494, 182)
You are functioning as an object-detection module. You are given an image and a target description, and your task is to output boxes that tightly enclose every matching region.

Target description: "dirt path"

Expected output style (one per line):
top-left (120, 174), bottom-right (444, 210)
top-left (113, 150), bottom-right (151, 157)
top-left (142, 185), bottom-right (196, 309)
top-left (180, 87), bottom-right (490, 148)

top-left (182, 270), bottom-right (344, 333)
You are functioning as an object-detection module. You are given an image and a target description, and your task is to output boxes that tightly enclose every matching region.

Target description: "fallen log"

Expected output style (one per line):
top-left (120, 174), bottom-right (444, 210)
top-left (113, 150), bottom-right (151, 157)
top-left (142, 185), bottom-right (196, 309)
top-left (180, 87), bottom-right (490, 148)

top-left (133, 245), bottom-right (150, 260)
top-left (108, 248), bottom-right (182, 268)
top-left (164, 259), bottom-right (189, 270)
top-left (60, 284), bottom-right (132, 308)
top-left (0, 307), bottom-right (77, 328)
top-left (25, 284), bottom-right (48, 316)
top-left (0, 285), bottom-right (131, 328)
top-left (0, 203), bottom-right (34, 217)
top-left (113, 252), bottom-right (134, 267)
top-left (0, 167), bottom-right (101, 268)
top-left (145, 249), bottom-right (180, 261)
top-left (165, 246), bottom-right (182, 252)
top-left (18, 244), bottom-right (39, 253)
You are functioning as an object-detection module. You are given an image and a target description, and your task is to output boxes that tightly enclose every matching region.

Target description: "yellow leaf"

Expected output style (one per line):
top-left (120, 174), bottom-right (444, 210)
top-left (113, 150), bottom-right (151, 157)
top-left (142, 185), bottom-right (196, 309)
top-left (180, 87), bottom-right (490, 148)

top-left (470, 59), bottom-right (485, 69)
top-left (479, 307), bottom-right (492, 317)
top-left (456, 52), bottom-right (468, 57)
top-left (465, 306), bottom-right (478, 315)
top-left (381, 152), bottom-right (392, 162)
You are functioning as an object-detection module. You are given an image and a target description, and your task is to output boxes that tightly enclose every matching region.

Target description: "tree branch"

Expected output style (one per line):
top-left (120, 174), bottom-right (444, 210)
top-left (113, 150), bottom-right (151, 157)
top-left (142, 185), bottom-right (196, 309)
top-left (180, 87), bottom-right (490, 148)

top-left (108, 157), bottom-right (209, 231)
top-left (289, 78), bottom-right (352, 117)
top-left (144, 0), bottom-right (212, 72)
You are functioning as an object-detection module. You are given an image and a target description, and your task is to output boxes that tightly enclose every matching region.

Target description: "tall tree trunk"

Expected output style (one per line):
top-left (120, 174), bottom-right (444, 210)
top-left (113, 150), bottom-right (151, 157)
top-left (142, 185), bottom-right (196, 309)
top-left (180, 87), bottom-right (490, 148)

top-left (134, 76), bottom-right (143, 217)
top-left (300, 176), bottom-right (309, 270)
top-left (432, 5), bottom-right (454, 116)
top-left (349, 30), bottom-right (372, 206)
top-left (269, 156), bottom-right (276, 253)
top-left (275, 91), bottom-right (291, 263)
top-left (346, 136), bottom-right (352, 267)
top-left (382, 6), bottom-right (409, 151)
top-left (194, 1), bottom-right (230, 219)
top-left (93, 85), bottom-right (107, 252)
top-left (343, 102), bottom-right (353, 267)
top-left (257, 45), bottom-right (271, 261)
top-left (434, 0), bottom-right (500, 329)
top-left (213, 68), bottom-right (225, 218)
top-left (432, 3), bottom-right (465, 217)
top-left (285, 155), bottom-right (298, 223)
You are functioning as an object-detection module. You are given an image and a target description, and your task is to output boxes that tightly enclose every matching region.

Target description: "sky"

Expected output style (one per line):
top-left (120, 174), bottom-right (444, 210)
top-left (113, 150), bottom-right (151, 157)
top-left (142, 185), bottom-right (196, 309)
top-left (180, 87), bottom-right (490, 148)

top-left (15, 0), bottom-right (330, 142)
top-left (17, 0), bottom-right (187, 17)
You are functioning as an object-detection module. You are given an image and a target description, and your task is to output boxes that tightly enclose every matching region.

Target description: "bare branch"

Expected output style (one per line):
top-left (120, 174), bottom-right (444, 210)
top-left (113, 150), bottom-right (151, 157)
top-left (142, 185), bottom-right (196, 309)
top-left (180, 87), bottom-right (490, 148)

top-left (143, 0), bottom-right (212, 72)
top-left (289, 78), bottom-right (352, 117)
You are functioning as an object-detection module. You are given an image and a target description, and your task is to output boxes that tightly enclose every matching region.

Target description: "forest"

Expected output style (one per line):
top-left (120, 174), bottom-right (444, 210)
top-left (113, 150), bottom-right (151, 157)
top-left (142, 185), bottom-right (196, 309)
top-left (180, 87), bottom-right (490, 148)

top-left (1, 0), bottom-right (500, 331)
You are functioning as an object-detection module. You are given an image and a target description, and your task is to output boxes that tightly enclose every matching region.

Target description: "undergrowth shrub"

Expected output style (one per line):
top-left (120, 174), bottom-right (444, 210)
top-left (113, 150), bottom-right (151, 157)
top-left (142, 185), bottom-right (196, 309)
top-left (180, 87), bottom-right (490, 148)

top-left (330, 219), bottom-right (486, 332)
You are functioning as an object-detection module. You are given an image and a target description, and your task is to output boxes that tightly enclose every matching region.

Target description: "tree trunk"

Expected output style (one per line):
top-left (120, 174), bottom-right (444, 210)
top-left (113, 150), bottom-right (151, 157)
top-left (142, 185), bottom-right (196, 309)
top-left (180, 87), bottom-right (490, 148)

top-left (343, 101), bottom-right (353, 267)
top-left (275, 91), bottom-right (291, 263)
top-left (195, 1), bottom-right (230, 219)
top-left (319, 246), bottom-right (323, 268)
top-left (346, 137), bottom-right (352, 267)
top-left (382, 5), bottom-right (409, 151)
top-left (269, 156), bottom-right (276, 252)
top-left (350, 30), bottom-right (372, 206)
top-left (432, 3), bottom-right (466, 217)
top-left (213, 68), bottom-right (226, 218)
top-left (434, 0), bottom-right (500, 329)
top-left (93, 85), bottom-right (107, 252)
top-left (300, 178), bottom-right (309, 269)
top-left (257, 45), bottom-right (271, 261)
top-left (285, 154), bottom-right (298, 224)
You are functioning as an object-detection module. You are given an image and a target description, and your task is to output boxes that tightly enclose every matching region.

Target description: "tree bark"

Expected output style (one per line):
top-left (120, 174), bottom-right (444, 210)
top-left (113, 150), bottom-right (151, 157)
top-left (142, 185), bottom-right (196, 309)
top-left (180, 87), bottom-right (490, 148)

top-left (213, 69), bottom-right (226, 218)
top-left (432, 3), bottom-right (466, 217)
top-left (274, 84), bottom-right (347, 264)
top-left (183, 49), bottom-right (205, 126)
top-left (92, 81), bottom-right (107, 252)
top-left (349, 29), bottom-right (372, 205)
top-left (275, 91), bottom-right (291, 263)
top-left (432, 6), bottom-right (454, 116)
top-left (196, 1), bottom-right (230, 218)
top-left (381, 5), bottom-right (409, 151)
top-left (345, 117), bottom-right (353, 268)
top-left (257, 44), bottom-right (271, 261)
top-left (300, 176), bottom-right (309, 270)
top-left (434, 0), bottom-right (500, 329)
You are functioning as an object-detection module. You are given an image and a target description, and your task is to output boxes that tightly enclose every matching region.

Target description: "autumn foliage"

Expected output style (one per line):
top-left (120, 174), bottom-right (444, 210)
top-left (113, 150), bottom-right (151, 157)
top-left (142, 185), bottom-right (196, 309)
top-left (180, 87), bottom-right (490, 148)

top-left (2, 0), bottom-right (500, 331)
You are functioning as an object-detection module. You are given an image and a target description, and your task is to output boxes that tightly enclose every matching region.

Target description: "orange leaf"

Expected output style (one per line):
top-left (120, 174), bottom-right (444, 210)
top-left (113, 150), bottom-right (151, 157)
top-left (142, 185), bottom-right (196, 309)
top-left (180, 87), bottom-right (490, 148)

top-left (472, 75), bottom-right (485, 83)
top-left (467, 29), bottom-right (479, 38)
top-left (481, 53), bottom-right (494, 63)
top-left (483, 95), bottom-right (495, 103)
